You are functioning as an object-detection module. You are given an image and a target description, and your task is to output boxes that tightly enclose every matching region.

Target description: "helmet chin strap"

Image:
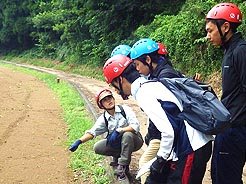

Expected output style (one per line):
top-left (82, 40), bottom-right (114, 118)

top-left (119, 78), bottom-right (129, 100)
top-left (148, 62), bottom-right (153, 73)
top-left (112, 78), bottom-right (128, 100)
top-left (216, 22), bottom-right (230, 46)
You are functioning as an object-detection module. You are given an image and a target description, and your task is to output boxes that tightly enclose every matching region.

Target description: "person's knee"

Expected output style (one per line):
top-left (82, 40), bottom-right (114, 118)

top-left (122, 132), bottom-right (134, 142)
top-left (123, 131), bottom-right (133, 137)
top-left (93, 141), bottom-right (104, 154)
top-left (149, 139), bottom-right (161, 148)
top-left (93, 142), bottom-right (100, 154)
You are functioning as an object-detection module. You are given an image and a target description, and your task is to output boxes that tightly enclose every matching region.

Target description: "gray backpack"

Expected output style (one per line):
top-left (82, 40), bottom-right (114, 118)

top-left (152, 77), bottom-right (232, 135)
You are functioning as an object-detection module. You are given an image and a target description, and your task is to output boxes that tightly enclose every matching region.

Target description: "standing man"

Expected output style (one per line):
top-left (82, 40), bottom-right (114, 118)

top-left (205, 3), bottom-right (246, 184)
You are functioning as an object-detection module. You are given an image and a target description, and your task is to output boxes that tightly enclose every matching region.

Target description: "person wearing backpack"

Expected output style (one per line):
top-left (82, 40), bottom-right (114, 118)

top-left (205, 3), bottom-right (246, 184)
top-left (69, 88), bottom-right (143, 181)
top-left (103, 54), bottom-right (214, 184)
top-left (130, 38), bottom-right (182, 184)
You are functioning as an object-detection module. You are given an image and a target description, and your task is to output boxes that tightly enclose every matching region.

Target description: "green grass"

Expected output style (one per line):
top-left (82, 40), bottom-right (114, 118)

top-left (0, 62), bottom-right (111, 184)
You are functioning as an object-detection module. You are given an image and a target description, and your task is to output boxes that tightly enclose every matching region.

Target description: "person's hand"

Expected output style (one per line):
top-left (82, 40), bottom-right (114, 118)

top-left (145, 157), bottom-right (170, 184)
top-left (108, 130), bottom-right (120, 143)
top-left (69, 139), bottom-right (82, 152)
top-left (116, 127), bottom-right (124, 133)
top-left (107, 129), bottom-right (123, 149)
top-left (144, 133), bottom-right (150, 146)
top-left (150, 156), bottom-right (167, 174)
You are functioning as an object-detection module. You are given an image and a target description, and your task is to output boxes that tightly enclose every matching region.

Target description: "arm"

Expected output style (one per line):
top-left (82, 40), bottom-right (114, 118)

top-left (234, 44), bottom-right (246, 91)
top-left (136, 82), bottom-right (176, 159)
top-left (78, 132), bottom-right (94, 143)
top-left (116, 126), bottom-right (135, 133)
top-left (136, 82), bottom-right (177, 176)
top-left (69, 133), bottom-right (93, 152)
top-left (69, 115), bottom-right (107, 152)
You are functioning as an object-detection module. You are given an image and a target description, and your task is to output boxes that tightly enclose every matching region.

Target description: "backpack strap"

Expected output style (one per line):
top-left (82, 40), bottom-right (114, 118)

top-left (104, 105), bottom-right (126, 137)
top-left (118, 105), bottom-right (126, 119)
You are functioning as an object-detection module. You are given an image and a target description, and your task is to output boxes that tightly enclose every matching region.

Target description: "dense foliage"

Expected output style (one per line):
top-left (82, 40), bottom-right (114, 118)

top-left (0, 0), bottom-right (245, 76)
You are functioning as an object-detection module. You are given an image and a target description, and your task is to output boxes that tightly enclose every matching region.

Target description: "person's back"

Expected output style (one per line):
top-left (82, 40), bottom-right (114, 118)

top-left (103, 54), bottom-right (214, 184)
top-left (205, 3), bottom-right (246, 184)
top-left (130, 38), bottom-right (182, 183)
top-left (150, 61), bottom-right (181, 79)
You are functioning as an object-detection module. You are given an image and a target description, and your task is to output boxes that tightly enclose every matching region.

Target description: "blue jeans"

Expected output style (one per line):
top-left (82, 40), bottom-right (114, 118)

top-left (211, 126), bottom-right (246, 184)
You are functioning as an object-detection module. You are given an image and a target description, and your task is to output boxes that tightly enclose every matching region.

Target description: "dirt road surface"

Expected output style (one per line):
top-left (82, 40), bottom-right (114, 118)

top-left (0, 65), bottom-right (72, 184)
top-left (0, 61), bottom-right (245, 183)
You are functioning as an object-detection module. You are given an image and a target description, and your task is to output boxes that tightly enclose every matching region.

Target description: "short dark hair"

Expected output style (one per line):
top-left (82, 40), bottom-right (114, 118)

top-left (121, 62), bottom-right (140, 84)
top-left (137, 51), bottom-right (160, 64)
top-left (206, 19), bottom-right (239, 33)
top-left (137, 51), bottom-right (173, 67)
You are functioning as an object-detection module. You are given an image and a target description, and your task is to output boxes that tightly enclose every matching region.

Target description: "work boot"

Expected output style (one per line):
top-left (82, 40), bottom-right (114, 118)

top-left (110, 157), bottom-right (118, 166)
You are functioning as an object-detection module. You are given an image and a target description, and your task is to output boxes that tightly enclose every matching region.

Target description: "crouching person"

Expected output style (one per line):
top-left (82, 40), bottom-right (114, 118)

top-left (69, 88), bottom-right (143, 181)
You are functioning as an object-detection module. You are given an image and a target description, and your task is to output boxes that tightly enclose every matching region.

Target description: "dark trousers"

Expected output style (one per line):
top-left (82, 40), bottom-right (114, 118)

top-left (211, 126), bottom-right (246, 184)
top-left (167, 141), bottom-right (212, 184)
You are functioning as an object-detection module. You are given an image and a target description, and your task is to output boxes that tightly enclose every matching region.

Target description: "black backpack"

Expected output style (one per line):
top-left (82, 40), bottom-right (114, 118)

top-left (149, 77), bottom-right (232, 135)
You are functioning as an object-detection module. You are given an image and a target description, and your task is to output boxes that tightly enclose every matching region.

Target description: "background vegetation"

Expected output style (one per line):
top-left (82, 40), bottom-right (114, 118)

top-left (0, 0), bottom-right (245, 75)
top-left (0, 1), bottom-right (245, 183)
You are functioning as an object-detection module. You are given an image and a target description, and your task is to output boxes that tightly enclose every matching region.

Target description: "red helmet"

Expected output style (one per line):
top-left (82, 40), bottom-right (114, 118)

top-left (95, 89), bottom-right (113, 109)
top-left (103, 54), bottom-right (133, 84)
top-left (157, 42), bottom-right (168, 56)
top-left (206, 3), bottom-right (242, 24)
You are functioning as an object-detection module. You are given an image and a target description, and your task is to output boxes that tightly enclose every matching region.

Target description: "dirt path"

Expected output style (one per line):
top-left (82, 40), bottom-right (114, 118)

top-left (0, 66), bottom-right (72, 184)
top-left (1, 61), bottom-right (245, 184)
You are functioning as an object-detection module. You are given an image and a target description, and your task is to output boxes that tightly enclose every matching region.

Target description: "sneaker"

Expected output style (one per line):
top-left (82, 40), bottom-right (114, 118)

top-left (118, 172), bottom-right (126, 181)
top-left (110, 157), bottom-right (118, 166)
top-left (114, 165), bottom-right (130, 175)
top-left (114, 165), bottom-right (127, 176)
top-left (114, 165), bottom-right (127, 181)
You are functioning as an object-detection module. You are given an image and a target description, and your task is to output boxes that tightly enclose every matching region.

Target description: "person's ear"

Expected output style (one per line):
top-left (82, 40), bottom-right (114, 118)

top-left (145, 55), bottom-right (151, 65)
top-left (121, 76), bottom-right (126, 83)
top-left (119, 76), bottom-right (123, 84)
top-left (121, 77), bottom-right (131, 94)
top-left (222, 22), bottom-right (231, 33)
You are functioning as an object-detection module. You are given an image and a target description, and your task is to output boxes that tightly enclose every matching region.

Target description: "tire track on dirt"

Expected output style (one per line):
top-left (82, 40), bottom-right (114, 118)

top-left (0, 65), bottom-right (72, 184)
top-left (0, 71), bottom-right (31, 146)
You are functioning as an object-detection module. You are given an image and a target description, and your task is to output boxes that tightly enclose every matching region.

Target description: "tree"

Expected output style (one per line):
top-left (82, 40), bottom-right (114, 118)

top-left (0, 0), bottom-right (36, 50)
